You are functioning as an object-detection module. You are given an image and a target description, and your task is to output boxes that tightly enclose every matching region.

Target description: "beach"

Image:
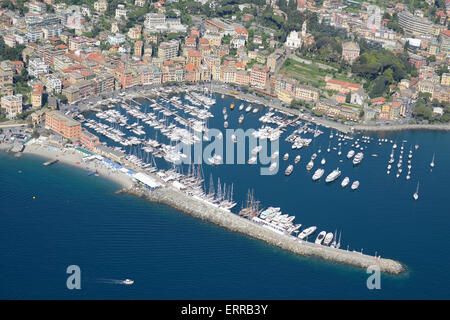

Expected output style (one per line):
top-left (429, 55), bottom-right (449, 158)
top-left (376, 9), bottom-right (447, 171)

top-left (20, 142), bottom-right (134, 190)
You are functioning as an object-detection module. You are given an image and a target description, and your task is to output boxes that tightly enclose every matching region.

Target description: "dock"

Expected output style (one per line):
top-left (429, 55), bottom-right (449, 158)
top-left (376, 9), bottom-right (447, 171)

top-left (129, 186), bottom-right (405, 275)
top-left (43, 159), bottom-right (59, 166)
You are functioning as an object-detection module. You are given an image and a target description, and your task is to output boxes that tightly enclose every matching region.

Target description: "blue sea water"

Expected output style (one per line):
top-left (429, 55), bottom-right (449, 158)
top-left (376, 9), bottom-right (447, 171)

top-left (1, 95), bottom-right (450, 299)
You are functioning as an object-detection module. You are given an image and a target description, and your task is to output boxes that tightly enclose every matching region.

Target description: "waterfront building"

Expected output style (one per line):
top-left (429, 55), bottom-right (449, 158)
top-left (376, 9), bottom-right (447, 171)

top-left (31, 108), bottom-right (47, 125)
top-left (295, 84), bottom-right (320, 102)
top-left (93, 145), bottom-right (125, 162)
top-left (220, 66), bottom-right (236, 84)
top-left (1, 94), bottom-right (22, 118)
top-left (314, 98), bottom-right (360, 122)
top-left (250, 64), bottom-right (270, 90)
top-left (234, 69), bottom-right (250, 87)
top-left (45, 110), bottom-right (81, 140)
top-left (81, 128), bottom-right (101, 151)
top-left (379, 104), bottom-right (391, 120)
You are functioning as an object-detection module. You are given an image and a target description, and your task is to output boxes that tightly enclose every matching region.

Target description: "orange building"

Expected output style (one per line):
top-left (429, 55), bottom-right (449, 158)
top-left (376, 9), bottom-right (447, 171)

top-left (31, 84), bottom-right (43, 108)
top-left (379, 105), bottom-right (391, 120)
top-left (188, 49), bottom-right (202, 67)
top-left (81, 128), bottom-right (101, 150)
top-left (185, 64), bottom-right (199, 82)
top-left (250, 64), bottom-right (270, 89)
top-left (325, 79), bottom-right (361, 94)
top-left (45, 110), bottom-right (81, 140)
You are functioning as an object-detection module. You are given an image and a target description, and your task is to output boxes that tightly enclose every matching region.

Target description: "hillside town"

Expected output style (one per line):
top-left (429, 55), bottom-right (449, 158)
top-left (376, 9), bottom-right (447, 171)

top-left (0, 0), bottom-right (449, 137)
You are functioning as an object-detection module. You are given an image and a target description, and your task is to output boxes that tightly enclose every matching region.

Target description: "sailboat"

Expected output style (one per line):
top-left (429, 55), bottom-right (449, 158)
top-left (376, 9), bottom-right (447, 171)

top-left (430, 154), bottom-right (435, 168)
top-left (413, 182), bottom-right (419, 200)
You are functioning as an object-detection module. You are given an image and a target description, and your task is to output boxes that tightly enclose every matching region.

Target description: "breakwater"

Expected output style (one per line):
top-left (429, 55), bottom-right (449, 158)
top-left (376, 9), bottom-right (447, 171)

top-left (126, 186), bottom-right (405, 275)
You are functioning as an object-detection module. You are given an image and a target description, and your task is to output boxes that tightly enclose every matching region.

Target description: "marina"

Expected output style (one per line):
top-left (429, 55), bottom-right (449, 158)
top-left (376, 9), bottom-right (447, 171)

top-left (6, 85), bottom-right (447, 282)
top-left (57, 87), bottom-right (434, 274)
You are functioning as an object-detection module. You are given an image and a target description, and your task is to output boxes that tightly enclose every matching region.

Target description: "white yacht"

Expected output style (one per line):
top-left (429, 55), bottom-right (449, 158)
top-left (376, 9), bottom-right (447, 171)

top-left (248, 156), bottom-right (257, 164)
top-left (123, 279), bottom-right (134, 285)
top-left (238, 104), bottom-right (244, 111)
top-left (413, 182), bottom-right (419, 200)
top-left (352, 152), bottom-right (364, 165)
top-left (269, 162), bottom-right (278, 172)
top-left (285, 165), bottom-right (294, 176)
top-left (325, 168), bottom-right (341, 183)
top-left (430, 154), bottom-right (435, 168)
top-left (347, 150), bottom-right (355, 159)
top-left (298, 226), bottom-right (317, 240)
top-left (341, 177), bottom-right (350, 188)
top-left (315, 231), bottom-right (327, 245)
top-left (323, 232), bottom-right (334, 246)
top-left (245, 106), bottom-right (252, 112)
top-left (283, 153), bottom-right (289, 161)
top-left (294, 155), bottom-right (301, 164)
top-left (312, 168), bottom-right (325, 181)
top-left (251, 145), bottom-right (263, 155)
top-left (321, 158), bottom-right (326, 165)
top-left (351, 180), bottom-right (360, 190)
top-left (306, 160), bottom-right (314, 171)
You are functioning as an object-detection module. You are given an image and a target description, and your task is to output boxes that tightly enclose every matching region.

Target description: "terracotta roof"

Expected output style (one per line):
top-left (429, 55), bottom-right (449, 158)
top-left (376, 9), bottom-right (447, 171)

top-left (326, 79), bottom-right (361, 89)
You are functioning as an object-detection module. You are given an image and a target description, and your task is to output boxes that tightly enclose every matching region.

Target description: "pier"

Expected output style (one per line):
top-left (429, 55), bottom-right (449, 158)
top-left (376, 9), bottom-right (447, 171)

top-left (43, 159), bottom-right (59, 166)
top-left (129, 186), bottom-right (405, 275)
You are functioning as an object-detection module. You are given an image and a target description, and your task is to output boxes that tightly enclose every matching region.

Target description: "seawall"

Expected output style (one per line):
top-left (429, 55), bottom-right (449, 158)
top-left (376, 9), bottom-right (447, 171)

top-left (128, 186), bottom-right (406, 275)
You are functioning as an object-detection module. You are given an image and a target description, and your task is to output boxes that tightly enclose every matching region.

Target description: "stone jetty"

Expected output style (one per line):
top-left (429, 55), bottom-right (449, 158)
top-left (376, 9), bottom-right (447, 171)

top-left (127, 186), bottom-right (405, 275)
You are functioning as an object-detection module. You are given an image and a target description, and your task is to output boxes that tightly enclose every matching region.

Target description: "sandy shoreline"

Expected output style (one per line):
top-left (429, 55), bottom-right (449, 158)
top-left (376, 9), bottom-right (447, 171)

top-left (16, 142), bottom-right (134, 190)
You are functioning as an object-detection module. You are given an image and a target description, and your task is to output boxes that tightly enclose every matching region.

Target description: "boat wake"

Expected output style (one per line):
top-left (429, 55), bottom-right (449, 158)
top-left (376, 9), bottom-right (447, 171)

top-left (96, 278), bottom-right (133, 285)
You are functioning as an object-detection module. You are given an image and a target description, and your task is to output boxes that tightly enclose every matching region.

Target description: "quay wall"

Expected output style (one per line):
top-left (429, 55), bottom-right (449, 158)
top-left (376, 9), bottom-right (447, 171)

top-left (128, 186), bottom-right (406, 275)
